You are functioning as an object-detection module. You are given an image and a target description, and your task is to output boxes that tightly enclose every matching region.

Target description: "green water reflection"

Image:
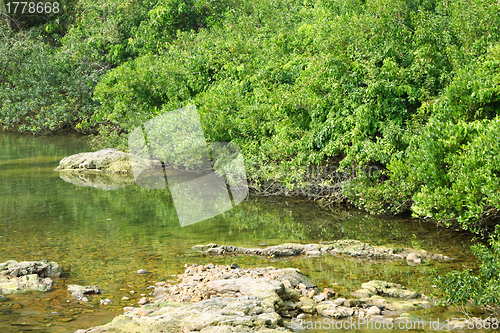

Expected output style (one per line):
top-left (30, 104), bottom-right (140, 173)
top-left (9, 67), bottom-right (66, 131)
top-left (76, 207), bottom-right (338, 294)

top-left (0, 132), bottom-right (482, 332)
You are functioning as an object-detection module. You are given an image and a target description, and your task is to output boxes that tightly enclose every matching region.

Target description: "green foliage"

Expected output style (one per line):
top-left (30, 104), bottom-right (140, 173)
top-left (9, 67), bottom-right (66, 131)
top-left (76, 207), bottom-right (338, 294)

top-left (61, 0), bottom-right (156, 66)
top-left (347, 45), bottom-right (500, 233)
top-left (1, 0), bottom-right (78, 35)
top-left (434, 226), bottom-right (500, 314)
top-left (3, 0), bottom-right (500, 233)
top-left (130, 0), bottom-right (232, 54)
top-left (0, 31), bottom-right (98, 134)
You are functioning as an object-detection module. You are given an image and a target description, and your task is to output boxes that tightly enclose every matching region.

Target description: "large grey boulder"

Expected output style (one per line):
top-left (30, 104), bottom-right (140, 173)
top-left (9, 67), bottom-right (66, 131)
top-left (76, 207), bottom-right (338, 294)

top-left (56, 149), bottom-right (167, 189)
top-left (56, 148), bottom-right (161, 174)
top-left (56, 148), bottom-right (134, 173)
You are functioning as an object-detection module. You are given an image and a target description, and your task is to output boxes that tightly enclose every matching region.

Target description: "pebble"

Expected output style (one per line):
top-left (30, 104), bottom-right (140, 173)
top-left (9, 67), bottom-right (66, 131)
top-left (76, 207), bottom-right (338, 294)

top-left (323, 288), bottom-right (335, 298)
top-left (123, 307), bottom-right (134, 313)
top-left (230, 263), bottom-right (241, 269)
top-left (297, 313), bottom-right (306, 320)
top-left (138, 297), bottom-right (148, 305)
top-left (298, 283), bottom-right (307, 289)
top-left (366, 306), bottom-right (381, 316)
top-left (60, 317), bottom-right (75, 322)
top-left (100, 299), bottom-right (112, 306)
top-left (333, 297), bottom-right (346, 305)
top-left (122, 297), bottom-right (130, 300)
top-left (137, 269), bottom-right (148, 275)
top-left (313, 295), bottom-right (325, 302)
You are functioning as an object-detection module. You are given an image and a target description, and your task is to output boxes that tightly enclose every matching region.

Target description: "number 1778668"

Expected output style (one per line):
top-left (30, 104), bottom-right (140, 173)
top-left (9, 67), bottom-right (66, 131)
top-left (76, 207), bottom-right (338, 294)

top-left (4, 2), bottom-right (60, 14)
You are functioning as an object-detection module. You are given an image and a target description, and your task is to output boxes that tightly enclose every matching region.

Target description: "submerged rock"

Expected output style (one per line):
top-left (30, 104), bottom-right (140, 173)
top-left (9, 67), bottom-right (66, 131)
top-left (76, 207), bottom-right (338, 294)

top-left (191, 240), bottom-right (452, 262)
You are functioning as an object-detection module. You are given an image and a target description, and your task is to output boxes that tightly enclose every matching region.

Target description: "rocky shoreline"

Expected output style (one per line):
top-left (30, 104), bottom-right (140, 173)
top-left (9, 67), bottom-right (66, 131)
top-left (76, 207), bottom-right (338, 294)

top-left (77, 263), bottom-right (432, 333)
top-left (2, 258), bottom-right (491, 332)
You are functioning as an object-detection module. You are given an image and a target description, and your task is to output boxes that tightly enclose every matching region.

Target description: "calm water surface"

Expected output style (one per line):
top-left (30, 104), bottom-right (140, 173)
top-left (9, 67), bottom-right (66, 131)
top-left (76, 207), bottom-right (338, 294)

top-left (0, 132), bottom-right (484, 332)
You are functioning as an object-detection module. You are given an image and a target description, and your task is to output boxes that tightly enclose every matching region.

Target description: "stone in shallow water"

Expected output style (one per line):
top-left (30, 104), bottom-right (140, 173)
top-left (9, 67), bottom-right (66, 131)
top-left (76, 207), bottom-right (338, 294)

top-left (0, 260), bottom-right (60, 295)
top-left (56, 148), bottom-right (132, 173)
top-left (352, 280), bottom-right (419, 299)
top-left (67, 285), bottom-right (100, 294)
top-left (366, 305), bottom-right (382, 316)
top-left (0, 274), bottom-right (53, 294)
top-left (68, 285), bottom-right (100, 301)
top-left (0, 260), bottom-right (61, 278)
top-left (100, 299), bottom-right (112, 306)
top-left (192, 241), bottom-right (452, 262)
top-left (137, 269), bottom-right (148, 275)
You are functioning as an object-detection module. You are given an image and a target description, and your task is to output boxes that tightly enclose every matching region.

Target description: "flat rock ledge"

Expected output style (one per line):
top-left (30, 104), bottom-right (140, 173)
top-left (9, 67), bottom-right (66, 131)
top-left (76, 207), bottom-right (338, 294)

top-left (0, 260), bottom-right (61, 294)
top-left (192, 240), bottom-right (452, 263)
top-left (78, 264), bottom-right (431, 333)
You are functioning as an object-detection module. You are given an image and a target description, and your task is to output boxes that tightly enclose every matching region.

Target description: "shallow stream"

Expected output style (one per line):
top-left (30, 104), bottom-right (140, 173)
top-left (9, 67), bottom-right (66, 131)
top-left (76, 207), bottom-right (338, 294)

top-left (0, 131), bottom-right (486, 332)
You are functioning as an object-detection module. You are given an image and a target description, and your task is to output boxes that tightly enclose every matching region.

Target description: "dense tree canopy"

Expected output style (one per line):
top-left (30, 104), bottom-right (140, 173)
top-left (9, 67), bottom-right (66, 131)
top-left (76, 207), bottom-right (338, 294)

top-left (1, 0), bottom-right (500, 232)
